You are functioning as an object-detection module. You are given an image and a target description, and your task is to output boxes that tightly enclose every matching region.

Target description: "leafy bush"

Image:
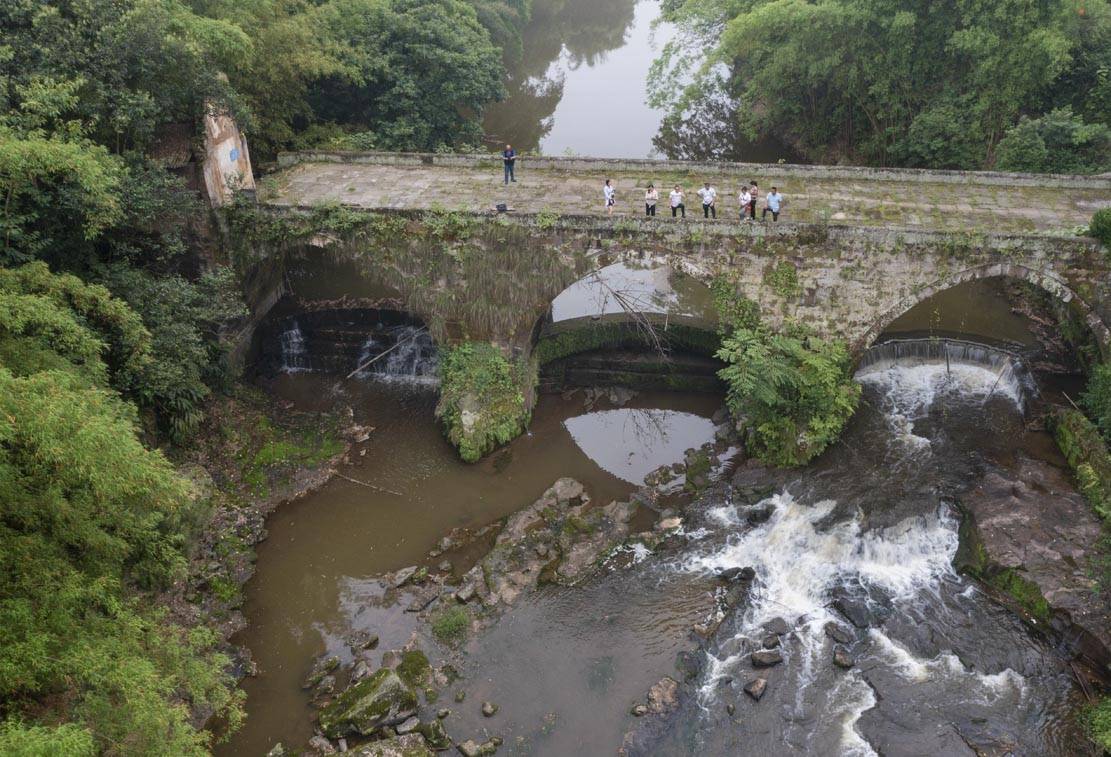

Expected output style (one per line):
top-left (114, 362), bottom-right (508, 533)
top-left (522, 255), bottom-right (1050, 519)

top-left (436, 342), bottom-right (530, 462)
top-left (711, 275), bottom-right (760, 333)
top-left (995, 108), bottom-right (1111, 175)
top-left (1090, 208), bottom-right (1111, 248)
top-left (717, 326), bottom-right (860, 467)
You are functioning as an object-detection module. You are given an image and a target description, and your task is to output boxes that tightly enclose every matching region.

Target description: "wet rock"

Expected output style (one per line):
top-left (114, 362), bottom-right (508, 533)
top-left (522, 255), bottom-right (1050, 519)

top-left (304, 656), bottom-right (341, 689)
top-left (717, 566), bottom-right (755, 583)
top-left (438, 560), bottom-right (453, 573)
top-left (456, 739), bottom-right (497, 757)
top-left (318, 669), bottom-right (419, 738)
top-left (481, 701), bottom-right (498, 717)
top-left (656, 516), bottom-right (682, 531)
top-left (675, 650), bottom-right (704, 681)
top-left (712, 406), bottom-right (730, 425)
top-left (267, 744), bottom-right (286, 757)
top-left (406, 587), bottom-right (439, 612)
top-left (824, 622), bottom-right (854, 644)
top-left (831, 595), bottom-right (876, 629)
top-left (351, 660), bottom-right (372, 682)
top-left (630, 704), bottom-right (648, 717)
top-left (391, 566), bottom-right (419, 589)
top-left (357, 733), bottom-right (434, 757)
top-left (762, 617), bottom-right (789, 636)
top-left (743, 678), bottom-right (767, 701)
top-left (454, 583), bottom-right (476, 603)
top-left (750, 650), bottom-right (783, 668)
top-left (308, 735), bottom-right (336, 755)
top-left (645, 677), bottom-right (680, 715)
top-left (313, 674), bottom-right (336, 699)
top-left (437, 708), bottom-right (450, 719)
top-left (396, 716), bottom-right (421, 735)
top-left (762, 634), bottom-right (780, 650)
top-left (454, 690), bottom-right (466, 703)
top-left (419, 718), bottom-right (452, 750)
top-left (350, 631), bottom-right (380, 650)
top-left (832, 646), bottom-right (854, 669)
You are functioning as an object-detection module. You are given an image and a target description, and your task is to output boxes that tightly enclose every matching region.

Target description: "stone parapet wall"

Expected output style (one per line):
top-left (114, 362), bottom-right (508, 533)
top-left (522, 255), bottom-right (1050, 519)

top-left (276, 150), bottom-right (1111, 190)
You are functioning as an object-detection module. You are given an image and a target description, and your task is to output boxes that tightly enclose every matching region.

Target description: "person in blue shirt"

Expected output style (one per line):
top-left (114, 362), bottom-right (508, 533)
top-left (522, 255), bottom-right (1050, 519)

top-left (503, 144), bottom-right (517, 184)
top-left (762, 187), bottom-right (783, 221)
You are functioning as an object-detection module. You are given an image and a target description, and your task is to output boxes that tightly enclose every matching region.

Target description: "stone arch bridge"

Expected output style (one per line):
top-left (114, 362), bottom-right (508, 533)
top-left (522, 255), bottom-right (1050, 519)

top-left (231, 151), bottom-right (1111, 456)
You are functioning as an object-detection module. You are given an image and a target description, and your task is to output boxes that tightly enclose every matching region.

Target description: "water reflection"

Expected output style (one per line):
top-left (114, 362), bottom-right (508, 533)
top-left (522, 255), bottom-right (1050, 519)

top-left (563, 408), bottom-right (715, 483)
top-left (550, 261), bottom-right (717, 323)
top-left (484, 0), bottom-right (667, 157)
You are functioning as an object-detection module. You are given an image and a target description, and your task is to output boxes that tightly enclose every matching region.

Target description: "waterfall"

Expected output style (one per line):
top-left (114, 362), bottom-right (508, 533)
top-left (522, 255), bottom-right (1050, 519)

top-left (354, 325), bottom-right (439, 385)
top-left (279, 321), bottom-right (311, 373)
top-left (855, 337), bottom-right (1037, 414)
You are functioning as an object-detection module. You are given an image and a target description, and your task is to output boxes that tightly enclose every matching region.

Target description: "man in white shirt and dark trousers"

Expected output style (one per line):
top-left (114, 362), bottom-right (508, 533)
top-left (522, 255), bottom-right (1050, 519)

top-left (669, 186), bottom-right (685, 218)
top-left (697, 182), bottom-right (717, 218)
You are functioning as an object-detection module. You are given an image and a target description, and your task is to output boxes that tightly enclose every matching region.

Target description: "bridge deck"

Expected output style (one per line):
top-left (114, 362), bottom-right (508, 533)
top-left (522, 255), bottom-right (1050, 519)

top-left (263, 153), bottom-right (1109, 235)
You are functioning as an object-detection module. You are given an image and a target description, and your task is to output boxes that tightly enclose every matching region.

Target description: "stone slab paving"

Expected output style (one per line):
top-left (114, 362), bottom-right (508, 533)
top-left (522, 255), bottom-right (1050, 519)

top-left (262, 159), bottom-right (1111, 234)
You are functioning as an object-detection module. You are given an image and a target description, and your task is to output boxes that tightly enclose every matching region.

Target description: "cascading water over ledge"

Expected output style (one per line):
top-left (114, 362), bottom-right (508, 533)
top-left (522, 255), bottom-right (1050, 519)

top-left (855, 337), bottom-right (1038, 414)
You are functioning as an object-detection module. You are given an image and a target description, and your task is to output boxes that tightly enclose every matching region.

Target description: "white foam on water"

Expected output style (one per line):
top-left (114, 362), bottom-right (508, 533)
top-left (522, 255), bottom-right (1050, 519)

top-left (868, 630), bottom-right (1027, 702)
top-left (680, 490), bottom-right (960, 753)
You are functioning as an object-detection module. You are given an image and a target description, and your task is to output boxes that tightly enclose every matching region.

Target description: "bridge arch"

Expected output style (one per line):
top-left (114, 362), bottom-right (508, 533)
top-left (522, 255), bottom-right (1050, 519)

top-left (857, 262), bottom-right (1110, 358)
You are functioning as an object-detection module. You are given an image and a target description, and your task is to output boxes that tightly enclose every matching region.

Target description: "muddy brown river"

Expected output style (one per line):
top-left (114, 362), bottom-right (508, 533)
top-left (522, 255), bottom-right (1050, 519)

top-left (219, 278), bottom-right (1103, 755)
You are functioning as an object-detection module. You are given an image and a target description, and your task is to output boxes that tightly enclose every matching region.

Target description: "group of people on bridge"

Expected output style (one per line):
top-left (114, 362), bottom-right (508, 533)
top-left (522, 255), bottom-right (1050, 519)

top-left (630, 180), bottom-right (783, 222)
top-left (501, 143), bottom-right (784, 223)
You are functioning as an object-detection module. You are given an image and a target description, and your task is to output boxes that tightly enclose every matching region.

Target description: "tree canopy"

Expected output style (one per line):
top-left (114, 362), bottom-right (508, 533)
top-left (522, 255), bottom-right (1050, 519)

top-left (654, 0), bottom-right (1111, 171)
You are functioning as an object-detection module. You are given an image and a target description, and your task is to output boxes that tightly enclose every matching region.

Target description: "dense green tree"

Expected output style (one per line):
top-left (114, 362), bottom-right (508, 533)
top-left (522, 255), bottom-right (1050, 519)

top-left (995, 107), bottom-right (1111, 173)
top-left (655, 0), bottom-right (1110, 171)
top-left (0, 264), bottom-right (241, 754)
top-left (310, 0), bottom-right (507, 151)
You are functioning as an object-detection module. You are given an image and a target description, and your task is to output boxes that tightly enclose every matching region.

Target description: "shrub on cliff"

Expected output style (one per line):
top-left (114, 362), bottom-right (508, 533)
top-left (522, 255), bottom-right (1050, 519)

top-left (716, 326), bottom-right (860, 467)
top-left (1090, 208), bottom-right (1111, 248)
top-left (436, 342), bottom-right (530, 462)
top-left (1088, 696), bottom-right (1111, 752)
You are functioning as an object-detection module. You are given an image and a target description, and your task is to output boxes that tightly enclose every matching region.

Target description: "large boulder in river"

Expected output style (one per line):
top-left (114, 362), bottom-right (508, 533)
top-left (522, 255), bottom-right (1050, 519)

top-left (318, 669), bottom-right (418, 738)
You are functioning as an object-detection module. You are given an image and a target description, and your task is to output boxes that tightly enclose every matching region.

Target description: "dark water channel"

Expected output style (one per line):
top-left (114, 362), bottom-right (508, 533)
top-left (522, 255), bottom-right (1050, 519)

top-left (221, 278), bottom-right (1098, 755)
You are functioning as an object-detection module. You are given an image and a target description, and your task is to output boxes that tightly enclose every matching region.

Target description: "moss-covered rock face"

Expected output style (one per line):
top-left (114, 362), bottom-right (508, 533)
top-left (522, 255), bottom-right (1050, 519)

top-left (1052, 408), bottom-right (1111, 521)
top-left (317, 669), bottom-right (418, 738)
top-left (436, 342), bottom-right (532, 463)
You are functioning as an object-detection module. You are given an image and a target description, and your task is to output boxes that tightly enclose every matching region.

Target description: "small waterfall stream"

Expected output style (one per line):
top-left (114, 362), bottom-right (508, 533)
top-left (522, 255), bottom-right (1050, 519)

top-left (278, 321), bottom-right (310, 372)
top-left (354, 325), bottom-right (439, 385)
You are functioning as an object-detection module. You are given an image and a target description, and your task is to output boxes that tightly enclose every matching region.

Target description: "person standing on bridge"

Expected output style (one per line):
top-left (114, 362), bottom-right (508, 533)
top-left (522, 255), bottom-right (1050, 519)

top-left (604, 179), bottom-right (616, 216)
top-left (763, 187), bottom-right (783, 221)
top-left (503, 144), bottom-right (517, 184)
top-left (739, 185), bottom-right (752, 222)
top-left (698, 181), bottom-right (717, 219)
top-left (669, 185), bottom-right (685, 218)
top-left (645, 184), bottom-right (658, 216)
top-left (748, 181), bottom-right (759, 220)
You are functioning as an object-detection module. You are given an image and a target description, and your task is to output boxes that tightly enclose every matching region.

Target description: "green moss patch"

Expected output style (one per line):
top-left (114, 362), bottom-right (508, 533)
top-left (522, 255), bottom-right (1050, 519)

top-left (1052, 409), bottom-right (1111, 521)
top-left (430, 606), bottom-right (470, 645)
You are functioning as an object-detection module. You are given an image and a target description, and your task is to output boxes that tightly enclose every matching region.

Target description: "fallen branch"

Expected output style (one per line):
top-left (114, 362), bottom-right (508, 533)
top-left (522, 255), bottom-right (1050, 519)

top-left (334, 471), bottom-right (403, 496)
top-left (345, 327), bottom-right (427, 380)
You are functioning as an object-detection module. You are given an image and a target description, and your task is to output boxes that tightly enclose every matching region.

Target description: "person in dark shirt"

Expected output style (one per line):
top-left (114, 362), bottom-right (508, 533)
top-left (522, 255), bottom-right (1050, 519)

top-left (503, 144), bottom-right (517, 184)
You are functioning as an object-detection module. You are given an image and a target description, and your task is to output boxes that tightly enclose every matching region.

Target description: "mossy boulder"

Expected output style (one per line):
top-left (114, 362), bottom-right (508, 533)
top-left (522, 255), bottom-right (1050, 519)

top-left (436, 342), bottom-right (531, 463)
top-left (318, 669), bottom-right (418, 738)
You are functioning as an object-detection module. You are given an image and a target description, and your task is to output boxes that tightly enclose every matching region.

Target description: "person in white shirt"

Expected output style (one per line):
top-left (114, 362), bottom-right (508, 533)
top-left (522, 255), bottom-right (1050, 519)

top-left (697, 182), bottom-right (717, 218)
top-left (739, 187), bottom-right (752, 221)
top-left (669, 185), bottom-right (685, 218)
top-left (644, 184), bottom-right (658, 217)
top-left (604, 179), bottom-right (616, 216)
